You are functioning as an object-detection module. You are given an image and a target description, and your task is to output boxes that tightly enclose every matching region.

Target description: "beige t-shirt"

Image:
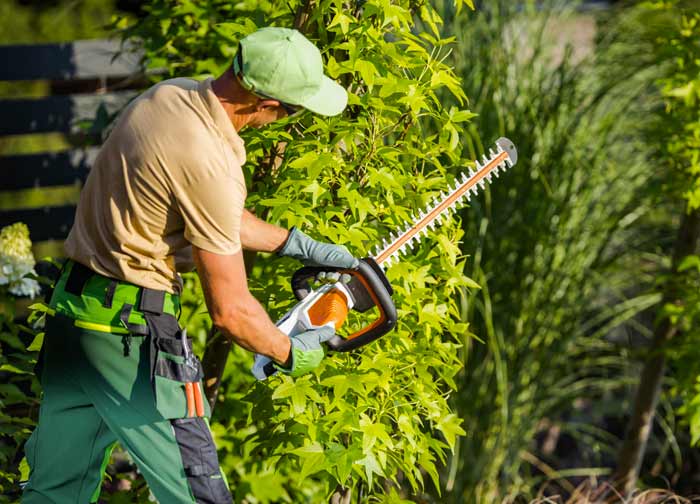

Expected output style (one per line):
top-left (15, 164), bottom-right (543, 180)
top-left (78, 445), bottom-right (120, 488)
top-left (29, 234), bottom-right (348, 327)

top-left (65, 78), bottom-right (247, 294)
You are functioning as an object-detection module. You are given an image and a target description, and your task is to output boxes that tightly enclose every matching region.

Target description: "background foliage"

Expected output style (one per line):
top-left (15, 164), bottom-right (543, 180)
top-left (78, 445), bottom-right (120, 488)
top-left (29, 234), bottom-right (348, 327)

top-left (3, 0), bottom-right (700, 502)
top-left (445, 0), bottom-right (700, 501)
top-left (649, 0), bottom-right (700, 448)
top-left (445, 2), bottom-right (656, 500)
top-left (0, 224), bottom-right (43, 501)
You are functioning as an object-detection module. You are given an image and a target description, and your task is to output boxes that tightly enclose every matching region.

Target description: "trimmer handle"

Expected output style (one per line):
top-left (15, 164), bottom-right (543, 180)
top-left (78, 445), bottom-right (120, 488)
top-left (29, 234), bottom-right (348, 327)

top-left (291, 258), bottom-right (397, 352)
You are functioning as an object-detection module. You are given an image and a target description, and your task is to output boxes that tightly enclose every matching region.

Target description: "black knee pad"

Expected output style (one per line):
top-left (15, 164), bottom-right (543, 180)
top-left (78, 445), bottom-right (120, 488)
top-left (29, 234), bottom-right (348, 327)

top-left (171, 417), bottom-right (232, 504)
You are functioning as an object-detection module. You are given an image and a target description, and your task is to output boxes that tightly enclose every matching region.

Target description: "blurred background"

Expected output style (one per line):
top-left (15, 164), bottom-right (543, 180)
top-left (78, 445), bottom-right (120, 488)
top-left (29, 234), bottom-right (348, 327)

top-left (1, 0), bottom-right (700, 502)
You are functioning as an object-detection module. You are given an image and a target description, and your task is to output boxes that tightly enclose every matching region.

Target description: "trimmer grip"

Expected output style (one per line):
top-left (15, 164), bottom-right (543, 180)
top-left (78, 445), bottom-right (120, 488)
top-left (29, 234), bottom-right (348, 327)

top-left (291, 266), bottom-right (338, 300)
top-left (291, 258), bottom-right (397, 352)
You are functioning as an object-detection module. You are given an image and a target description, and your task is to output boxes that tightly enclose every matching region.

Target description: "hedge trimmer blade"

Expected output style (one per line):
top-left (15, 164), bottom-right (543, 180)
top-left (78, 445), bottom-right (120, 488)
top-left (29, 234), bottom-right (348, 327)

top-left (373, 137), bottom-right (518, 267)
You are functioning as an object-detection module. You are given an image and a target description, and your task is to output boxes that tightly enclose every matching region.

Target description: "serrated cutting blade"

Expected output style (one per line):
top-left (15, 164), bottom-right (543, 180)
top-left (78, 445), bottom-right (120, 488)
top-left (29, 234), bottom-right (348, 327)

top-left (373, 137), bottom-right (518, 267)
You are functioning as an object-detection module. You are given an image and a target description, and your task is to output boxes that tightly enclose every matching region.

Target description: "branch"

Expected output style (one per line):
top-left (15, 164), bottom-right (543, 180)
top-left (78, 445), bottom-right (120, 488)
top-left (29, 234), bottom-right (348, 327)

top-left (610, 208), bottom-right (700, 496)
top-left (293, 0), bottom-right (314, 32)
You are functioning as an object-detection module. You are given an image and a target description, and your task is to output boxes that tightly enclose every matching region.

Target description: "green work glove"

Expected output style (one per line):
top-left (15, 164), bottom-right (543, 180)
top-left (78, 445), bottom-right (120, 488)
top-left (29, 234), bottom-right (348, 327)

top-left (278, 227), bottom-right (359, 269)
top-left (275, 326), bottom-right (335, 377)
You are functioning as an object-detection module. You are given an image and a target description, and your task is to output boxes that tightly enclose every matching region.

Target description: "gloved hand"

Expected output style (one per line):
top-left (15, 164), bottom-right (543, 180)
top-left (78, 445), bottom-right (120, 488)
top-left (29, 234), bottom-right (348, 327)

top-left (277, 227), bottom-right (359, 269)
top-left (275, 325), bottom-right (335, 377)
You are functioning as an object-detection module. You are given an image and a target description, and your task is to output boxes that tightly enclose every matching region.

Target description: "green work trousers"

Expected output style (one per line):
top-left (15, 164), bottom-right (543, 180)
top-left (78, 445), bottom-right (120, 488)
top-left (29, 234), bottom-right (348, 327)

top-left (21, 314), bottom-right (231, 503)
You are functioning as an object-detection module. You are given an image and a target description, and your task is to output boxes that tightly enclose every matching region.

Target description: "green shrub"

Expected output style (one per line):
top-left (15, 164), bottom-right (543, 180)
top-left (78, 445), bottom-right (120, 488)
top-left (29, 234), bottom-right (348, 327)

top-left (115, 0), bottom-right (478, 501)
top-left (0, 223), bottom-right (43, 502)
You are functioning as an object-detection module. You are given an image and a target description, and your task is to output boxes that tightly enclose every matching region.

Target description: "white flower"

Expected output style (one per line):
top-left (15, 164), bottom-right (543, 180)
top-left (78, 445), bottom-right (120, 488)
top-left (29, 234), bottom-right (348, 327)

top-left (0, 222), bottom-right (40, 299)
top-left (9, 277), bottom-right (41, 298)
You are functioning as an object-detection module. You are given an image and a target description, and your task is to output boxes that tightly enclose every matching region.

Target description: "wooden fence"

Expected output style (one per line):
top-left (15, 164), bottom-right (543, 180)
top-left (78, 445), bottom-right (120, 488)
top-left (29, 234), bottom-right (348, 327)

top-left (0, 39), bottom-right (146, 253)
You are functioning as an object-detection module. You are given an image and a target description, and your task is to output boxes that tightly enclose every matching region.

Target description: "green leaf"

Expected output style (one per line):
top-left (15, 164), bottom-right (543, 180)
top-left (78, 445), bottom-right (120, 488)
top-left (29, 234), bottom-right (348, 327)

top-left (355, 59), bottom-right (378, 88)
top-left (18, 457), bottom-right (30, 481)
top-left (678, 255), bottom-right (700, 273)
top-left (0, 384), bottom-right (27, 405)
top-left (450, 108), bottom-right (478, 123)
top-left (397, 414), bottom-right (417, 447)
top-left (436, 413), bottom-right (466, 449)
top-left (292, 443), bottom-right (327, 480)
top-left (244, 469), bottom-right (290, 502)
top-left (356, 451), bottom-right (384, 487)
top-left (379, 487), bottom-right (415, 503)
top-left (301, 181), bottom-right (326, 207)
top-left (26, 332), bottom-right (44, 352)
top-left (418, 450), bottom-right (440, 494)
top-left (325, 443), bottom-right (356, 484)
top-left (328, 12), bottom-right (353, 35)
top-left (0, 364), bottom-right (30, 375)
top-left (360, 415), bottom-right (394, 453)
top-left (271, 380), bottom-right (307, 415)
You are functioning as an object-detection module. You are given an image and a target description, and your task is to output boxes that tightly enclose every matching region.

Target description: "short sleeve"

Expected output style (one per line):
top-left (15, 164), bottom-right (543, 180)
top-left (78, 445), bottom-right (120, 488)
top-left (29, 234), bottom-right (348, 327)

top-left (175, 175), bottom-right (245, 255)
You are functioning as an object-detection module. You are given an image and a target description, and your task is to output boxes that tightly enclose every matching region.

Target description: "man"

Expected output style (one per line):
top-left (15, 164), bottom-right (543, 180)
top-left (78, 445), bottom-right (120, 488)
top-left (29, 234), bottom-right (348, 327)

top-left (22, 27), bottom-right (356, 503)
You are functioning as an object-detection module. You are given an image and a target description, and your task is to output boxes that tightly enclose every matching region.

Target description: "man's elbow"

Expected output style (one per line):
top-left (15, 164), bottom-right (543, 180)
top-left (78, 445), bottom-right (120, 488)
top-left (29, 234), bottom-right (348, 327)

top-left (209, 296), bottom-right (256, 336)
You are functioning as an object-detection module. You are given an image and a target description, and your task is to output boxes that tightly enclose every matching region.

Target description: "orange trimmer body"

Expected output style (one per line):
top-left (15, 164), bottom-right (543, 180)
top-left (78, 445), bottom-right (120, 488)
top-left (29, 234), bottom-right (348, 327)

top-left (291, 257), bottom-right (397, 352)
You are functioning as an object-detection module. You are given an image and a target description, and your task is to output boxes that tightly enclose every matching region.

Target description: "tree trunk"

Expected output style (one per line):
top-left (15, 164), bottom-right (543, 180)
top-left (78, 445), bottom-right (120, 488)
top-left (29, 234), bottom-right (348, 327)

top-left (612, 208), bottom-right (700, 495)
top-left (329, 485), bottom-right (352, 504)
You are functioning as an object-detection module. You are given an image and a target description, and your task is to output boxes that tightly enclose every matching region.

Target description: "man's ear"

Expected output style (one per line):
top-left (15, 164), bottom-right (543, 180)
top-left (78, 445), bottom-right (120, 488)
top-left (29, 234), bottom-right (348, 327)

top-left (256, 98), bottom-right (281, 111)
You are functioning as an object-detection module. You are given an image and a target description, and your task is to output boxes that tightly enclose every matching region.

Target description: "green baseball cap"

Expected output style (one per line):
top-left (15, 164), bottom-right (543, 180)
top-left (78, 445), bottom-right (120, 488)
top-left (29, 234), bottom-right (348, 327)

top-left (233, 27), bottom-right (347, 117)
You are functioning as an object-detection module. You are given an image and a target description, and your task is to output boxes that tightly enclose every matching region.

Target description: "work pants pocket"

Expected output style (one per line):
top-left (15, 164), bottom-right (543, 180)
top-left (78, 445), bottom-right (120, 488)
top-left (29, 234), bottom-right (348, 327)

top-left (144, 313), bottom-right (209, 420)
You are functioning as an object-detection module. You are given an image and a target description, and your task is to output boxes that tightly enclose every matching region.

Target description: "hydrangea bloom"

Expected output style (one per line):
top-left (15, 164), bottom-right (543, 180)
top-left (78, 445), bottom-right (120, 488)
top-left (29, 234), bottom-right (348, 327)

top-left (0, 222), bottom-right (41, 298)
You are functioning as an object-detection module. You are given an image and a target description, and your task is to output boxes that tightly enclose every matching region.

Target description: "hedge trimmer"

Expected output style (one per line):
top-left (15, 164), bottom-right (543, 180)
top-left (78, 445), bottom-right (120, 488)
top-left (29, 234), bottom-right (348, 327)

top-left (253, 137), bottom-right (518, 379)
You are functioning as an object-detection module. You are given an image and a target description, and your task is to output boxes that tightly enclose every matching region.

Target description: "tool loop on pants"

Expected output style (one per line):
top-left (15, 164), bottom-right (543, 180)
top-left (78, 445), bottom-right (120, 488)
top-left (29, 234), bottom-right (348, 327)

top-left (103, 281), bottom-right (117, 309)
top-left (138, 289), bottom-right (171, 394)
top-left (118, 304), bottom-right (149, 335)
top-left (117, 304), bottom-right (148, 357)
top-left (139, 288), bottom-right (166, 314)
top-left (121, 335), bottom-right (132, 357)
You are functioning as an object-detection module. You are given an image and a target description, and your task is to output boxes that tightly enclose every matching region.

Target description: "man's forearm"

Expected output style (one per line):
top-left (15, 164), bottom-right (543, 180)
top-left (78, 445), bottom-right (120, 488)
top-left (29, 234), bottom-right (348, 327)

top-left (193, 247), bottom-right (291, 363)
top-left (240, 209), bottom-right (289, 253)
top-left (212, 293), bottom-right (291, 364)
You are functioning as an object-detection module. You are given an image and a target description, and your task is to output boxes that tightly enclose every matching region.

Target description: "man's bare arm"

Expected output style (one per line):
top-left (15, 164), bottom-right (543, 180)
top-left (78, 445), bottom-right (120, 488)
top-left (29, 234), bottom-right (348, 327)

top-left (240, 209), bottom-right (289, 252)
top-left (193, 246), bottom-right (291, 364)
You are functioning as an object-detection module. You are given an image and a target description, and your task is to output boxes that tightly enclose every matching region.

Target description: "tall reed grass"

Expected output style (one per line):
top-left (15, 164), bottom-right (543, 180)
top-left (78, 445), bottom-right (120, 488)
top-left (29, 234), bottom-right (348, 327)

top-left (438, 2), bottom-right (666, 501)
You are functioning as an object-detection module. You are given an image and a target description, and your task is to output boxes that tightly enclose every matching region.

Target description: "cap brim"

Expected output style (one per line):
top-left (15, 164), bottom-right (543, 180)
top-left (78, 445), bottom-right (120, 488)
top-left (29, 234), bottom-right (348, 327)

top-left (299, 76), bottom-right (347, 117)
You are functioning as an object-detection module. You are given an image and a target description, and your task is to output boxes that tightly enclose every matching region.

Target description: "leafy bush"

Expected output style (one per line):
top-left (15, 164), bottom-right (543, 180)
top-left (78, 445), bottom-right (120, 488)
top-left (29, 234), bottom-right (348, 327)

top-left (633, 0), bottom-right (700, 451)
top-left (0, 223), bottom-right (42, 502)
top-left (115, 0), bottom-right (479, 501)
top-left (582, 1), bottom-right (700, 493)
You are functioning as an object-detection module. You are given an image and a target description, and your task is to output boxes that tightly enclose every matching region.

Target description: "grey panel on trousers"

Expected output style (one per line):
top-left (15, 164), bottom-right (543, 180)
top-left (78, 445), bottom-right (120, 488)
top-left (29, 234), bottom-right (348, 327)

top-left (0, 91), bottom-right (135, 135)
top-left (3, 148), bottom-right (99, 190)
top-left (0, 39), bottom-right (142, 81)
